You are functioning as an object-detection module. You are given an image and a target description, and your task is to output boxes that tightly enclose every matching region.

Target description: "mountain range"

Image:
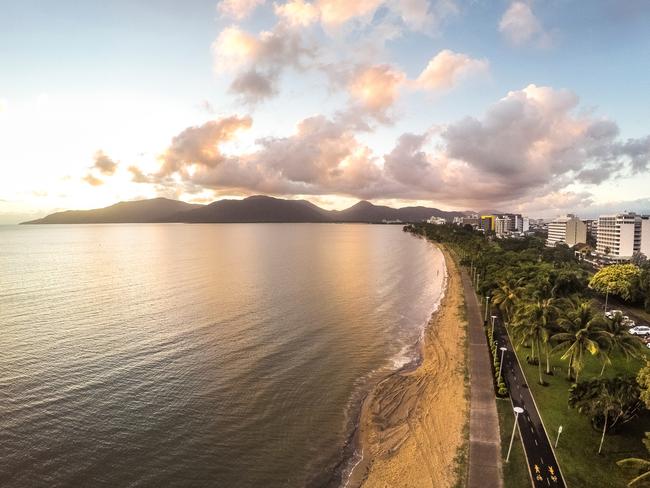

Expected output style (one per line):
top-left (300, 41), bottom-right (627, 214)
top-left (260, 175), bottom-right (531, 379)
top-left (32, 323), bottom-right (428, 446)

top-left (21, 195), bottom-right (467, 225)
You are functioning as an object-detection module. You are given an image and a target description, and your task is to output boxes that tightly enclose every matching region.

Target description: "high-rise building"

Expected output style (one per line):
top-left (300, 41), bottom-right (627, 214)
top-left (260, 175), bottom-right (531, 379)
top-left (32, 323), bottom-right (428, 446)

top-left (596, 214), bottom-right (643, 259)
top-left (495, 216), bottom-right (511, 236)
top-left (642, 217), bottom-right (650, 257)
top-left (546, 214), bottom-right (587, 247)
top-left (480, 215), bottom-right (495, 232)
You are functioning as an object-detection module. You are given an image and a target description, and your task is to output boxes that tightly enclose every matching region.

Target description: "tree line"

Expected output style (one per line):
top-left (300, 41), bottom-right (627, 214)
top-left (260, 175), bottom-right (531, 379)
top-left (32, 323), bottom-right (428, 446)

top-left (404, 223), bottom-right (650, 483)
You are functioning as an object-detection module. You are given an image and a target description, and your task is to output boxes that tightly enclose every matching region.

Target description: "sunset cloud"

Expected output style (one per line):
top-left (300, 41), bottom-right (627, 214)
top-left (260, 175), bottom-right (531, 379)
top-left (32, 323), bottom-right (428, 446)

top-left (150, 84), bottom-right (649, 209)
top-left (347, 64), bottom-right (406, 122)
top-left (82, 151), bottom-right (118, 186)
top-left (415, 50), bottom-right (489, 91)
top-left (218, 0), bottom-right (265, 20)
top-left (92, 150), bottom-right (118, 176)
top-left (274, 0), bottom-right (320, 27)
top-left (82, 173), bottom-right (104, 186)
top-left (499, 2), bottom-right (550, 47)
top-left (212, 25), bottom-right (314, 104)
top-left (158, 116), bottom-right (253, 176)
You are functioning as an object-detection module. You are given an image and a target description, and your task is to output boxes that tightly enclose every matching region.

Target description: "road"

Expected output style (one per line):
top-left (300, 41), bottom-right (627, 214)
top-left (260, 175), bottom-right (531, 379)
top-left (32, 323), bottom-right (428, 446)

top-left (492, 317), bottom-right (566, 488)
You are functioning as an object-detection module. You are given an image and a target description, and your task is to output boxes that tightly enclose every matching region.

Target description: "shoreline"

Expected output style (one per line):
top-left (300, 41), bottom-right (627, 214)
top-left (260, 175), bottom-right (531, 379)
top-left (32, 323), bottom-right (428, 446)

top-left (345, 245), bottom-right (469, 488)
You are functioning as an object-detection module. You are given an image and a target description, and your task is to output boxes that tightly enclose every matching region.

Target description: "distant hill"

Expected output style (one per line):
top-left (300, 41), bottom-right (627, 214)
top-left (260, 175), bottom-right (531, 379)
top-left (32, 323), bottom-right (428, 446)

top-left (22, 195), bottom-right (468, 224)
top-left (174, 195), bottom-right (331, 223)
top-left (22, 198), bottom-right (201, 224)
top-left (331, 200), bottom-right (464, 222)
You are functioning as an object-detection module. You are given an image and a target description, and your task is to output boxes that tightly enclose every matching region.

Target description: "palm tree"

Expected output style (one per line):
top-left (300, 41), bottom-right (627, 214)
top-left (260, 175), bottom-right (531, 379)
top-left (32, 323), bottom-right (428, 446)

top-left (491, 277), bottom-right (523, 323)
top-left (598, 314), bottom-right (643, 376)
top-left (512, 298), bottom-right (558, 385)
top-left (570, 378), bottom-right (642, 454)
top-left (618, 433), bottom-right (650, 487)
top-left (552, 298), bottom-right (609, 382)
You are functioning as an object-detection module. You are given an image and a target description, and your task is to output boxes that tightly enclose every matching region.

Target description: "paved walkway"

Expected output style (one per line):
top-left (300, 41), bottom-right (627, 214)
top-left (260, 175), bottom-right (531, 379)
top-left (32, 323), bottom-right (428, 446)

top-left (461, 268), bottom-right (503, 488)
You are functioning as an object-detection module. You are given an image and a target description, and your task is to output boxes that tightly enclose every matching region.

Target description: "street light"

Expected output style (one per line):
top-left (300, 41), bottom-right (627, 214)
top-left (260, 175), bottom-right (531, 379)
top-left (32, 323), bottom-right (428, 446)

top-left (604, 285), bottom-right (610, 314)
top-left (484, 296), bottom-right (490, 324)
top-left (491, 315), bottom-right (497, 337)
top-left (476, 272), bottom-right (480, 290)
top-left (506, 406), bottom-right (524, 462)
top-left (498, 346), bottom-right (507, 383)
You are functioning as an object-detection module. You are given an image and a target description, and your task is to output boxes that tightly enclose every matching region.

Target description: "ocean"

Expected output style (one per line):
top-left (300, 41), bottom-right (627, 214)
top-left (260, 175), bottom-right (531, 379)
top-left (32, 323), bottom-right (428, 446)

top-left (0, 223), bottom-right (446, 487)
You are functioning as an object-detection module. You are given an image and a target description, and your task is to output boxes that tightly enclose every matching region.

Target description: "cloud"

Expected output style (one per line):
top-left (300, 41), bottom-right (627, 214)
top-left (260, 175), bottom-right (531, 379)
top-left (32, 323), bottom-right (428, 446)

top-left (347, 64), bottom-right (406, 122)
top-left (158, 116), bottom-right (253, 176)
top-left (92, 150), bottom-right (118, 175)
top-left (616, 135), bottom-right (650, 173)
top-left (389, 0), bottom-right (458, 32)
top-left (316, 0), bottom-right (383, 26)
top-left (212, 25), bottom-right (315, 104)
top-left (499, 1), bottom-right (550, 47)
top-left (128, 165), bottom-right (152, 183)
top-left (144, 85), bottom-right (649, 211)
top-left (82, 150), bottom-right (117, 186)
top-left (415, 49), bottom-right (489, 91)
top-left (218, 0), bottom-right (265, 19)
top-left (82, 173), bottom-right (104, 186)
top-left (273, 0), bottom-right (457, 32)
top-left (274, 0), bottom-right (320, 26)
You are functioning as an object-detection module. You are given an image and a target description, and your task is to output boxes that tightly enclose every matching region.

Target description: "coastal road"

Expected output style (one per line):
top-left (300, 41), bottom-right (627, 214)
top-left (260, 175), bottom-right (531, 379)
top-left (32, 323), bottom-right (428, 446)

top-left (492, 318), bottom-right (566, 488)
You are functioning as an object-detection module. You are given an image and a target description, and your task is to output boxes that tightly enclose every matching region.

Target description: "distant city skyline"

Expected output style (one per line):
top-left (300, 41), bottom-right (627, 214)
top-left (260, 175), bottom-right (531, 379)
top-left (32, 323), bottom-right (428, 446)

top-left (1, 0), bottom-right (650, 223)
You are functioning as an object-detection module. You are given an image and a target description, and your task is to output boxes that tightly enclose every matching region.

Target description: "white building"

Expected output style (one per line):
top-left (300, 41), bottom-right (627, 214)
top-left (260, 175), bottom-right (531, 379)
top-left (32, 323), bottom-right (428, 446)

top-left (596, 213), bottom-right (643, 260)
top-left (427, 216), bottom-right (447, 225)
top-left (495, 216), bottom-right (511, 236)
top-left (642, 217), bottom-right (650, 257)
top-left (546, 214), bottom-right (587, 247)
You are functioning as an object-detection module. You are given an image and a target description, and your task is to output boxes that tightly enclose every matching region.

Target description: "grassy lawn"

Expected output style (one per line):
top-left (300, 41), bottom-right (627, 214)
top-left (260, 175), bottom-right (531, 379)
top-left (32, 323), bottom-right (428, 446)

top-left (496, 398), bottom-right (530, 487)
top-left (512, 339), bottom-right (650, 487)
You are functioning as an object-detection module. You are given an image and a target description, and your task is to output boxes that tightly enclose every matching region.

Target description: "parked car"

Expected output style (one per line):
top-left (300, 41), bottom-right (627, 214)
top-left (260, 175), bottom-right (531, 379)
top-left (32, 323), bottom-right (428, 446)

top-left (629, 326), bottom-right (650, 336)
top-left (605, 310), bottom-right (623, 319)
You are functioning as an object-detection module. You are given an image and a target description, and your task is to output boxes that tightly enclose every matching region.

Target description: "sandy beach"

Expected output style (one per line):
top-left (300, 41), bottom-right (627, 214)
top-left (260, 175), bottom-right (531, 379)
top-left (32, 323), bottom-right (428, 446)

top-left (348, 247), bottom-right (469, 488)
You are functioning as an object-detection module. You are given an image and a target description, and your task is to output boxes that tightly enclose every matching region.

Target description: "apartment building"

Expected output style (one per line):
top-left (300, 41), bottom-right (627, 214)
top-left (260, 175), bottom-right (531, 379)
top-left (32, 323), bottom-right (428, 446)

top-left (546, 214), bottom-right (587, 247)
top-left (596, 213), bottom-right (643, 260)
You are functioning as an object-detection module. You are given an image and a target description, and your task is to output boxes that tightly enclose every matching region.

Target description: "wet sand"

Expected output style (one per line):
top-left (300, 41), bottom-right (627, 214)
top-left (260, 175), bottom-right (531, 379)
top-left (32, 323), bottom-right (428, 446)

top-left (349, 247), bottom-right (469, 488)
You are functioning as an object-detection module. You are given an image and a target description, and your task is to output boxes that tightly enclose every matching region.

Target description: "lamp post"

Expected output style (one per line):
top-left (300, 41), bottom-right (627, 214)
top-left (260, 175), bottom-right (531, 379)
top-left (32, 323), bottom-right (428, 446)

top-left (476, 272), bottom-right (480, 290)
top-left (555, 425), bottom-right (563, 448)
top-left (484, 296), bottom-right (490, 324)
top-left (491, 315), bottom-right (497, 338)
top-left (506, 406), bottom-right (524, 462)
top-left (604, 285), bottom-right (610, 314)
top-left (498, 346), bottom-right (507, 383)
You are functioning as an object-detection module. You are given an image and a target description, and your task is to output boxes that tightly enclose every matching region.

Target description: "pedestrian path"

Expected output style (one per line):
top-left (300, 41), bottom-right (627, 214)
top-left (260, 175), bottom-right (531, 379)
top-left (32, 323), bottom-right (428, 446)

top-left (461, 268), bottom-right (503, 488)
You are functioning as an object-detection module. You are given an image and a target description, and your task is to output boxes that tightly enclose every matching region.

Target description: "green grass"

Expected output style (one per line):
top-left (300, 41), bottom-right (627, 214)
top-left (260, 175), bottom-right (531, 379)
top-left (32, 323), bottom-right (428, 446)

top-left (512, 339), bottom-right (650, 487)
top-left (496, 398), bottom-right (531, 487)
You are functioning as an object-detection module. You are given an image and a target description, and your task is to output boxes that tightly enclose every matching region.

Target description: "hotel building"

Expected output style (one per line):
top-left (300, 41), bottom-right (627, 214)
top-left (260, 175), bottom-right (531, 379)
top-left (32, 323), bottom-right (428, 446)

top-left (546, 215), bottom-right (587, 247)
top-left (597, 213), bottom-right (650, 260)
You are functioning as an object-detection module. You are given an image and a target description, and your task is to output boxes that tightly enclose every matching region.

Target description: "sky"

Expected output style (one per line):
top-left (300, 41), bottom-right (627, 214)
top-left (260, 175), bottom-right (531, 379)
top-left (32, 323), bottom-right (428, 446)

top-left (1, 0), bottom-right (650, 223)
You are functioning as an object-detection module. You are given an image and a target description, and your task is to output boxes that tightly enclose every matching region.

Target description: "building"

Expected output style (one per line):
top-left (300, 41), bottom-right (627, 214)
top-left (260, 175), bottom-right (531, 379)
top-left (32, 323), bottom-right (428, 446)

top-left (546, 214), bottom-right (587, 247)
top-left (427, 216), bottom-right (447, 225)
top-left (596, 213), bottom-right (647, 260)
top-left (460, 216), bottom-right (480, 228)
top-left (480, 215), bottom-right (495, 232)
top-left (495, 216), bottom-right (511, 236)
top-left (642, 217), bottom-right (650, 257)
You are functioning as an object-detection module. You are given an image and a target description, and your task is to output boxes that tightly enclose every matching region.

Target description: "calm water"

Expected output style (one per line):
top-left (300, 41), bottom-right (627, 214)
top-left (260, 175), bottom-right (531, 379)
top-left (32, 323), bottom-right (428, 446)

top-left (0, 224), bottom-right (445, 488)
